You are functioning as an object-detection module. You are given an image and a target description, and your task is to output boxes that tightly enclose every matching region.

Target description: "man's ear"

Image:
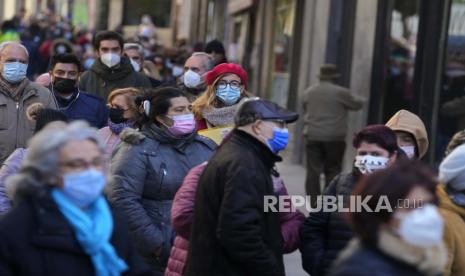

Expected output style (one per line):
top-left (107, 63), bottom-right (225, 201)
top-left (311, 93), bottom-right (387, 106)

top-left (251, 119), bottom-right (263, 135)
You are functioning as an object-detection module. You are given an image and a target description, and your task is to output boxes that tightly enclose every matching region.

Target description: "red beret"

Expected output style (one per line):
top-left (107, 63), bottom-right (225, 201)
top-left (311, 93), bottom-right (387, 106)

top-left (205, 63), bottom-right (248, 88)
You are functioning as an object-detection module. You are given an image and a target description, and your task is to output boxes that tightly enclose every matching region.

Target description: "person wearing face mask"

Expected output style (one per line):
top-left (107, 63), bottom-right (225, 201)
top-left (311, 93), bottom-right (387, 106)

top-left (185, 98), bottom-right (298, 276)
top-left (0, 42), bottom-right (57, 164)
top-left (330, 162), bottom-right (447, 276)
top-left (47, 53), bottom-right (108, 128)
top-left (301, 125), bottom-right (401, 276)
top-left (0, 121), bottom-right (151, 275)
top-left (437, 144), bottom-right (465, 276)
top-left (123, 43), bottom-right (162, 88)
top-left (79, 31), bottom-right (151, 100)
top-left (98, 87), bottom-right (142, 161)
top-left (386, 109), bottom-right (429, 160)
top-left (109, 87), bottom-right (216, 275)
top-left (178, 52), bottom-right (215, 101)
top-left (192, 63), bottom-right (250, 133)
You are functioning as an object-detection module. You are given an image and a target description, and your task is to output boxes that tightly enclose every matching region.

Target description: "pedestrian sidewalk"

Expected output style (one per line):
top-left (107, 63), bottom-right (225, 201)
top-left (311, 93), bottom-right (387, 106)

top-left (276, 160), bottom-right (308, 276)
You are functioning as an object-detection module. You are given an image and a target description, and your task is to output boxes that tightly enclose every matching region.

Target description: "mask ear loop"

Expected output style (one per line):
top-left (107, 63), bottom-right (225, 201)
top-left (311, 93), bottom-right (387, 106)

top-left (143, 100), bottom-right (151, 117)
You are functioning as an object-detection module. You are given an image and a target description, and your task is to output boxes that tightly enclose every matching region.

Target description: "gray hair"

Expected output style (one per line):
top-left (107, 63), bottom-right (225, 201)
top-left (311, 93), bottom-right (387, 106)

top-left (124, 42), bottom-right (144, 56)
top-left (6, 121), bottom-right (104, 199)
top-left (191, 52), bottom-right (215, 71)
top-left (0, 41), bottom-right (29, 59)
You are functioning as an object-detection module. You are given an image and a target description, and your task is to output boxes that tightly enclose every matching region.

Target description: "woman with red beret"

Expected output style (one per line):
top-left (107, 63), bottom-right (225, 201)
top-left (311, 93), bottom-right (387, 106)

top-left (192, 63), bottom-right (251, 131)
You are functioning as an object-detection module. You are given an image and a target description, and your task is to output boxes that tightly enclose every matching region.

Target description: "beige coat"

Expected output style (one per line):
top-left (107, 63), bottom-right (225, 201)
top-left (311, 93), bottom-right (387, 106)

top-left (0, 81), bottom-right (57, 163)
top-left (302, 81), bottom-right (365, 141)
top-left (438, 184), bottom-right (465, 276)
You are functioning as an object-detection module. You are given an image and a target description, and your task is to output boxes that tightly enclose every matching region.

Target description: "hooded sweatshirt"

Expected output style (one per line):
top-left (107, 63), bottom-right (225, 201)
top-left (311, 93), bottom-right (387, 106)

top-left (385, 109), bottom-right (429, 158)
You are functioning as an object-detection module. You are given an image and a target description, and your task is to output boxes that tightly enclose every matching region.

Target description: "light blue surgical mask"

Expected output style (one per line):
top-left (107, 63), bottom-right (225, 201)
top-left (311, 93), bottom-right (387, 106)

top-left (2, 62), bottom-right (28, 83)
top-left (267, 128), bottom-right (289, 153)
top-left (216, 85), bottom-right (241, 106)
top-left (61, 169), bottom-right (106, 208)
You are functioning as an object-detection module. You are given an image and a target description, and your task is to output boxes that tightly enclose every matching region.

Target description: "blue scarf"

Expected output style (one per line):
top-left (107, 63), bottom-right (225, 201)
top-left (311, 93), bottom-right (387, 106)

top-left (108, 119), bottom-right (133, 135)
top-left (51, 189), bottom-right (128, 276)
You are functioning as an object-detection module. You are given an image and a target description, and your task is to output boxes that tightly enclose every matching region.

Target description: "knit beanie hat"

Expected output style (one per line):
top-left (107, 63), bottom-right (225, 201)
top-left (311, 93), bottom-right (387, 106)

top-left (439, 144), bottom-right (465, 191)
top-left (27, 103), bottom-right (68, 133)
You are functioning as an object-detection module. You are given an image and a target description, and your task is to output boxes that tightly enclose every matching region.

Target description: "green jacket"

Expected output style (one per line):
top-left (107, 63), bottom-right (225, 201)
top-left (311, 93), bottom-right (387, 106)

top-left (79, 56), bottom-right (152, 100)
top-left (0, 80), bottom-right (57, 163)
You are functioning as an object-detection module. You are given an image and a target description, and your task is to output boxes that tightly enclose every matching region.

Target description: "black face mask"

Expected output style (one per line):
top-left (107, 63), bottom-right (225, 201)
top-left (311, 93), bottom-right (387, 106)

top-left (53, 77), bottom-right (77, 93)
top-left (109, 107), bottom-right (128, 124)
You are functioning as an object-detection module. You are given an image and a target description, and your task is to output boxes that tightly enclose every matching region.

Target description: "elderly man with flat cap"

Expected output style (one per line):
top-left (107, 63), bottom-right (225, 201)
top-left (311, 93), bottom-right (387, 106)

top-left (186, 98), bottom-right (298, 276)
top-left (0, 41), bottom-right (57, 163)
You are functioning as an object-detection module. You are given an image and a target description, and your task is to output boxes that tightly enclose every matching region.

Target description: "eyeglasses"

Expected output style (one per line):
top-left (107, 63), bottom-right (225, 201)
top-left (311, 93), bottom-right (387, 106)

top-left (59, 157), bottom-right (104, 171)
top-left (216, 80), bottom-right (242, 90)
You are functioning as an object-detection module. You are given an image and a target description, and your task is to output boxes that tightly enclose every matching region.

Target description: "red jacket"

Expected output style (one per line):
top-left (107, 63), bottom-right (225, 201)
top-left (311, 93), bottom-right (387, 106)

top-left (164, 163), bottom-right (304, 276)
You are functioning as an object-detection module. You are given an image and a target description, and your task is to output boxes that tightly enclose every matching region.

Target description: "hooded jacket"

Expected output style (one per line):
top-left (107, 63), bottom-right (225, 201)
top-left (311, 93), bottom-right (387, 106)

top-left (437, 184), bottom-right (465, 276)
top-left (79, 56), bottom-right (151, 100)
top-left (385, 109), bottom-right (429, 158)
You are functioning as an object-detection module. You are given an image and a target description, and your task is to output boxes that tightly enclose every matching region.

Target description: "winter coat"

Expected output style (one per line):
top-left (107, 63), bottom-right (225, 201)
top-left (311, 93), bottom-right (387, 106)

top-left (302, 81), bottom-right (365, 141)
top-left (52, 88), bottom-right (109, 128)
top-left (79, 56), bottom-right (152, 100)
top-left (0, 148), bottom-right (26, 215)
top-left (385, 109), bottom-right (429, 158)
top-left (0, 80), bottom-right (57, 163)
top-left (108, 125), bottom-right (216, 273)
top-left (0, 189), bottom-right (151, 276)
top-left (300, 171), bottom-right (360, 276)
top-left (185, 129), bottom-right (286, 276)
top-left (98, 126), bottom-right (121, 162)
top-left (165, 162), bottom-right (304, 276)
top-left (437, 184), bottom-right (465, 276)
top-left (329, 230), bottom-right (447, 276)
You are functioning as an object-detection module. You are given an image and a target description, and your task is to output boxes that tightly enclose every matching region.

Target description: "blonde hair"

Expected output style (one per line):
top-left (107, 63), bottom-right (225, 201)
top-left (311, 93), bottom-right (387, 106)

top-left (192, 73), bottom-right (250, 120)
top-left (107, 87), bottom-right (142, 114)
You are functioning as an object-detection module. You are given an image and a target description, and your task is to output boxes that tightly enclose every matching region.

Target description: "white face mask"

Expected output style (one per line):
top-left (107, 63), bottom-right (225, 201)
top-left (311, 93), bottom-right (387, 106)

top-left (401, 146), bottom-right (416, 159)
top-left (172, 66), bottom-right (184, 77)
top-left (130, 58), bottom-right (141, 72)
top-left (396, 204), bottom-right (444, 247)
top-left (354, 155), bottom-right (389, 175)
top-left (183, 70), bottom-right (201, 88)
top-left (100, 53), bottom-right (121, 68)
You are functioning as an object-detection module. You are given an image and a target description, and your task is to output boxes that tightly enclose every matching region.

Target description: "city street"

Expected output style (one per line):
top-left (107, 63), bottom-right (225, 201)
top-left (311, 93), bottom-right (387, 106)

top-left (277, 160), bottom-right (308, 276)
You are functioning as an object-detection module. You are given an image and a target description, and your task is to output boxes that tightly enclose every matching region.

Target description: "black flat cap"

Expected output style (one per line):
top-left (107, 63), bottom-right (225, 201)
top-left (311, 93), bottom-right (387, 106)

top-left (235, 98), bottom-right (299, 126)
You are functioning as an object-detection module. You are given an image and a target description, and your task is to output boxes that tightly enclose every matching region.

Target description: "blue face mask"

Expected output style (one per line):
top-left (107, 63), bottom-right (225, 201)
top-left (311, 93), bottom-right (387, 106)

top-left (216, 85), bottom-right (241, 106)
top-left (267, 128), bottom-right (289, 153)
top-left (2, 62), bottom-right (28, 83)
top-left (61, 169), bottom-right (106, 208)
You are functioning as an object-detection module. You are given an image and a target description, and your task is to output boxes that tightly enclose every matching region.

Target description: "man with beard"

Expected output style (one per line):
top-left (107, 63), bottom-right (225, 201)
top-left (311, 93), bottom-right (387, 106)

top-left (49, 53), bottom-right (108, 128)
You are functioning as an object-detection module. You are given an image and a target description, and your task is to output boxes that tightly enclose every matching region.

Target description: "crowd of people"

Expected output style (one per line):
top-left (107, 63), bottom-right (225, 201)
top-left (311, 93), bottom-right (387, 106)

top-left (0, 9), bottom-right (462, 276)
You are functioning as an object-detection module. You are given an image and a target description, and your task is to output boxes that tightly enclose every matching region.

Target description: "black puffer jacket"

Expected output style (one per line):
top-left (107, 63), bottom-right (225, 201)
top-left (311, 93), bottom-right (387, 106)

top-left (300, 170), bottom-right (361, 276)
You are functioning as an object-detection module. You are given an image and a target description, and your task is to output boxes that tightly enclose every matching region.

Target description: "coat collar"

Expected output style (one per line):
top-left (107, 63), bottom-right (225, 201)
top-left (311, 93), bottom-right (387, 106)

top-left (27, 190), bottom-right (86, 255)
top-left (376, 229), bottom-right (447, 276)
top-left (231, 129), bottom-right (282, 169)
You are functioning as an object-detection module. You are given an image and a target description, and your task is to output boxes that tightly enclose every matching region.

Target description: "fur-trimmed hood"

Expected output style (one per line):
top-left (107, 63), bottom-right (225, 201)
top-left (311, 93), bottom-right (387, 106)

top-left (120, 128), bottom-right (146, 145)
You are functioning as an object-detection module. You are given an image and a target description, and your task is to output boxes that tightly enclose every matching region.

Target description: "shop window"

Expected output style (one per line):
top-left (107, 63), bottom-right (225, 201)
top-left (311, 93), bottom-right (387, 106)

top-left (436, 0), bottom-right (465, 160)
top-left (269, 0), bottom-right (296, 107)
top-left (381, 0), bottom-right (420, 122)
top-left (123, 0), bottom-right (171, 27)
